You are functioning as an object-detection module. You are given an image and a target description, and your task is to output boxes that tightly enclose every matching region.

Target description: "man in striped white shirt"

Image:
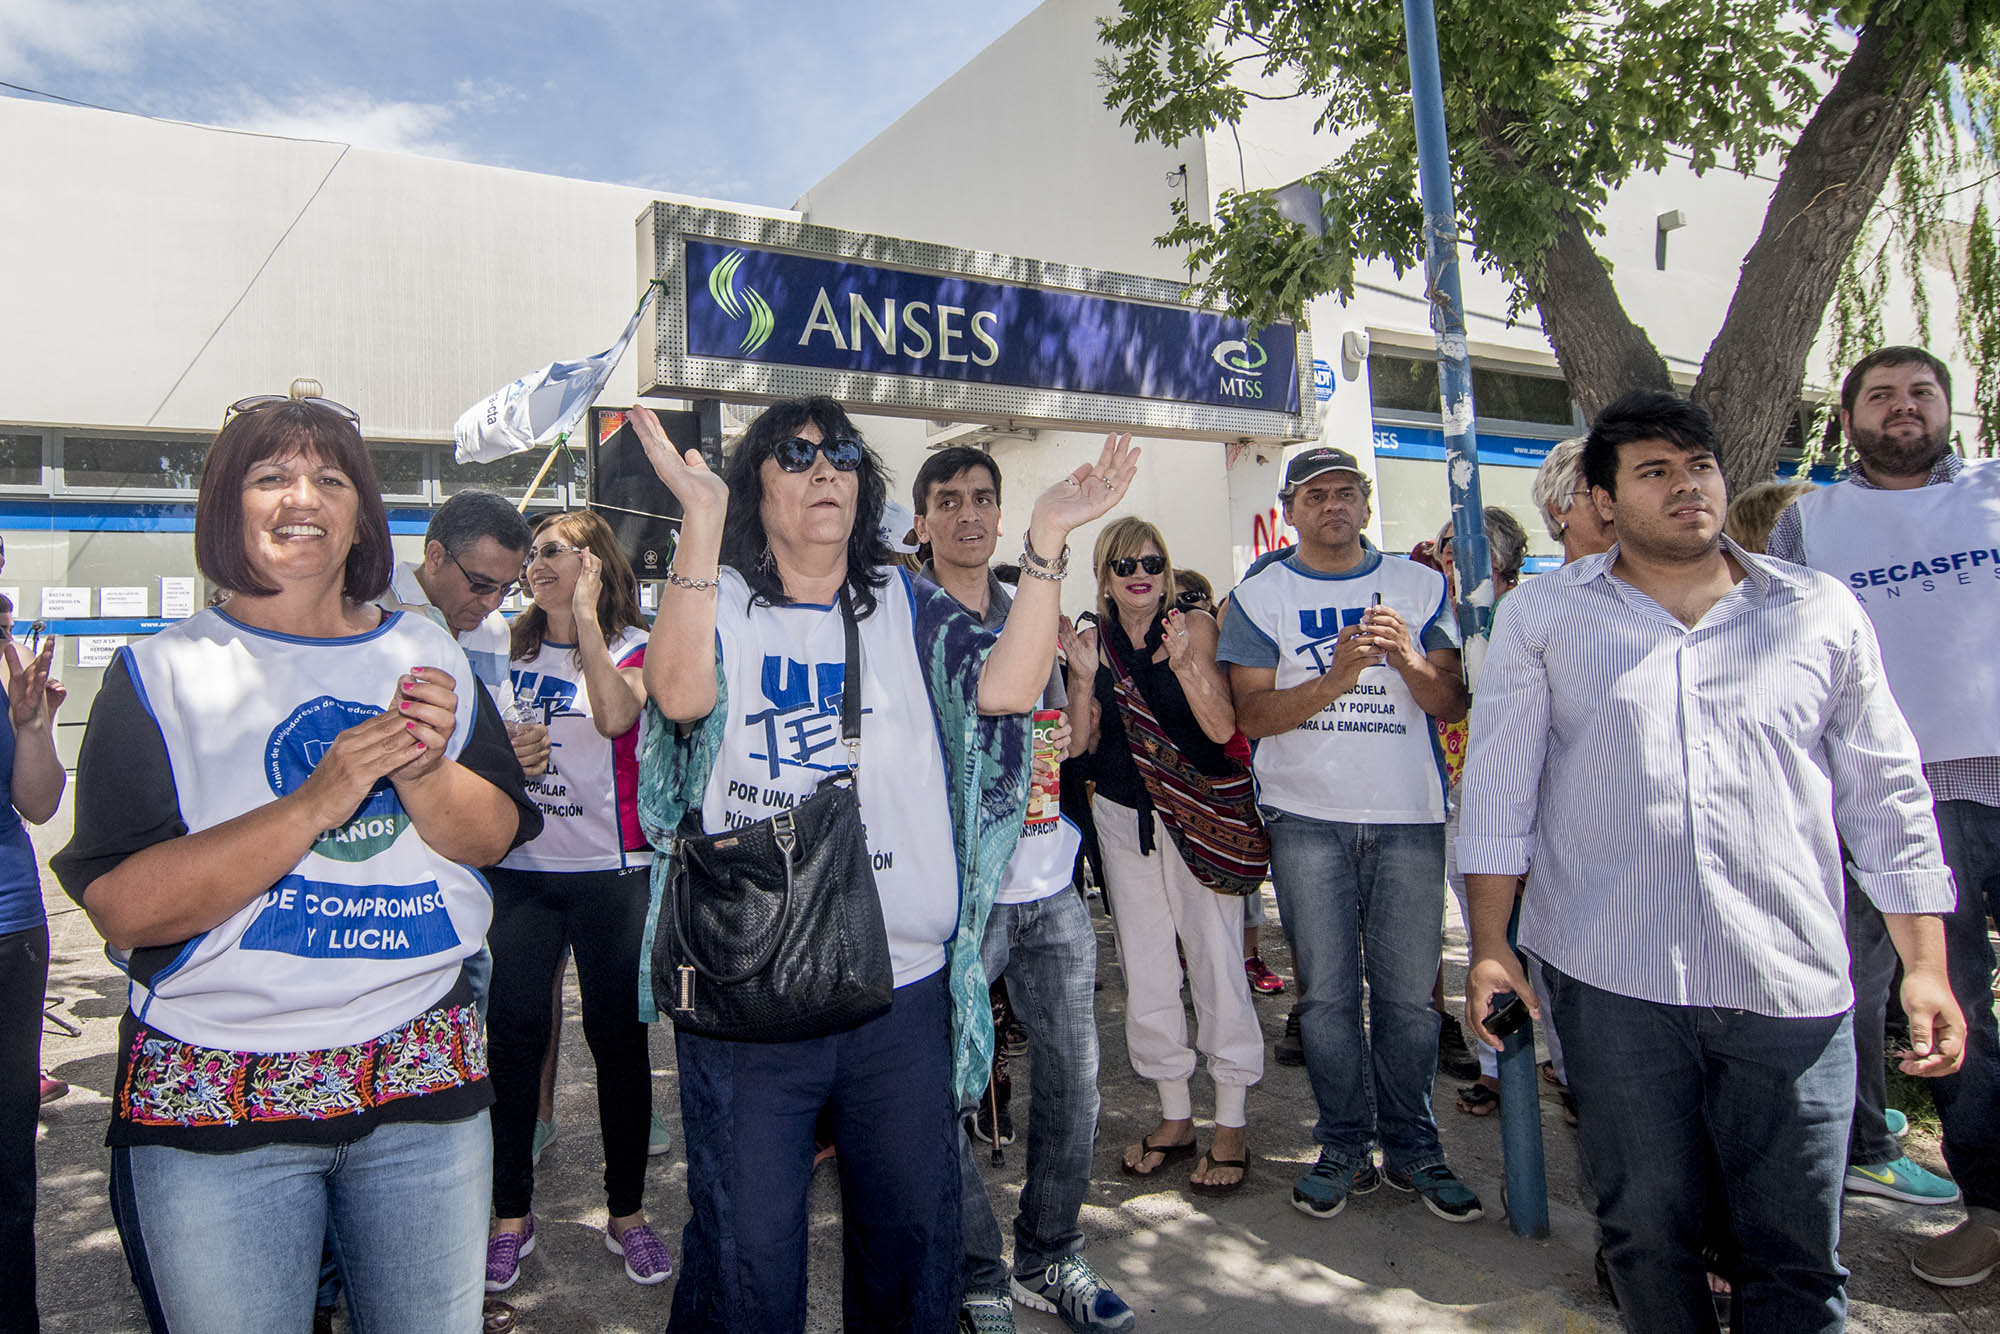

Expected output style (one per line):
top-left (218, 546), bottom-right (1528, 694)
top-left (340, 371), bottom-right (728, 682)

top-left (1459, 390), bottom-right (1964, 1333)
top-left (1767, 346), bottom-right (2000, 1289)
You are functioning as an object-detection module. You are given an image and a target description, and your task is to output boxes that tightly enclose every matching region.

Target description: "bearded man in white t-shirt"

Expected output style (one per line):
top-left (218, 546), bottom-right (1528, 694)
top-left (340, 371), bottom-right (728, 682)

top-left (1216, 446), bottom-right (1481, 1226)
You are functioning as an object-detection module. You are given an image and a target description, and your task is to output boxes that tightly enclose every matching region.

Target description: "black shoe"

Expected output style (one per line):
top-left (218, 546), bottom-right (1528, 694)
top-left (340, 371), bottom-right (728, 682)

top-left (1275, 1008), bottom-right (1305, 1066)
top-left (999, 1014), bottom-right (1029, 1059)
top-left (1436, 1015), bottom-right (1481, 1081)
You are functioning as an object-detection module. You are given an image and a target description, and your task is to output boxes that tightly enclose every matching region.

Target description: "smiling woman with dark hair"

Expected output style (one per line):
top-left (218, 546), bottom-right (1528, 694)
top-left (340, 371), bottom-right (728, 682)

top-left (51, 391), bottom-right (539, 1333)
top-left (626, 397), bottom-right (1136, 1333)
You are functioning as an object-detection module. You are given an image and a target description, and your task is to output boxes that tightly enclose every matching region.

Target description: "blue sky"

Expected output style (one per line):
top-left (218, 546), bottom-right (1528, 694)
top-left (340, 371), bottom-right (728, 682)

top-left (0, 0), bottom-right (1044, 205)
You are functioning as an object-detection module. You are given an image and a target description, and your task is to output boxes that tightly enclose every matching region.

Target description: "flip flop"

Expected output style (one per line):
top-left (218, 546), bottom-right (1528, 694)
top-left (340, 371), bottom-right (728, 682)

top-left (1189, 1152), bottom-right (1249, 1197)
top-left (1120, 1132), bottom-right (1198, 1176)
top-left (1455, 1083), bottom-right (1501, 1117)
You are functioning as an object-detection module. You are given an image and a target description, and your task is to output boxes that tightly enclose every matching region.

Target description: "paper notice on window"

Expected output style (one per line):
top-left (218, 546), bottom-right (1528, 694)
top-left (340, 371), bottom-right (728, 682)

top-left (39, 587), bottom-right (90, 619)
top-left (100, 586), bottom-right (148, 617)
top-left (77, 635), bottom-right (125, 668)
top-left (160, 577), bottom-right (196, 619)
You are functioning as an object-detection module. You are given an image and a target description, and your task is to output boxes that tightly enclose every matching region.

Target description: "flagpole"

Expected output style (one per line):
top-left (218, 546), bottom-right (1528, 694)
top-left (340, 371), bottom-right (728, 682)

top-left (516, 440), bottom-right (565, 514)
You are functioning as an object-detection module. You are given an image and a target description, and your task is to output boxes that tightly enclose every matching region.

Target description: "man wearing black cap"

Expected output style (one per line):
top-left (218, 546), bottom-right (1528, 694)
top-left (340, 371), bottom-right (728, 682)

top-left (1216, 446), bottom-right (1480, 1224)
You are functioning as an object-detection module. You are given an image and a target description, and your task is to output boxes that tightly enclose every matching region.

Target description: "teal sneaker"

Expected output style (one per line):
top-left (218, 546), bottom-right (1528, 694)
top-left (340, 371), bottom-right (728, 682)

top-left (1292, 1149), bottom-right (1380, 1219)
top-left (530, 1119), bottom-right (556, 1164)
top-left (1885, 1107), bottom-right (1910, 1139)
top-left (1010, 1255), bottom-right (1135, 1333)
top-left (1384, 1162), bottom-right (1484, 1223)
top-left (648, 1113), bottom-right (673, 1157)
top-left (1845, 1155), bottom-right (1959, 1205)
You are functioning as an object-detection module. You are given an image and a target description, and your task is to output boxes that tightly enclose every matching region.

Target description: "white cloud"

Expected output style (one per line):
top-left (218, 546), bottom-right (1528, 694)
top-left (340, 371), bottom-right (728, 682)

top-left (0, 0), bottom-right (215, 81)
top-left (221, 90), bottom-right (464, 159)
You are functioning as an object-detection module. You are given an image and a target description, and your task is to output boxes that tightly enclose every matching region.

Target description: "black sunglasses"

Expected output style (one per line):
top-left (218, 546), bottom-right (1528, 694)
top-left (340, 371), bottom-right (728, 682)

top-left (770, 435), bottom-right (864, 473)
top-left (225, 394), bottom-right (360, 428)
top-left (1175, 590), bottom-right (1210, 610)
top-left (449, 549), bottom-right (520, 600)
top-left (1110, 555), bottom-right (1167, 578)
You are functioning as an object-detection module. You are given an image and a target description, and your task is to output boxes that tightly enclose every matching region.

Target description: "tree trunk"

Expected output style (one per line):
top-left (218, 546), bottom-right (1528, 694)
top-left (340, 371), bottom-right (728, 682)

top-left (1695, 20), bottom-right (1936, 494)
top-left (1523, 210), bottom-right (1676, 421)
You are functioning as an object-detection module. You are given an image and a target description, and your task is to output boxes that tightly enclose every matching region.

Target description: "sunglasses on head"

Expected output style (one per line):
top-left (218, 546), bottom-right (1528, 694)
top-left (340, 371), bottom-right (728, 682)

top-left (1110, 555), bottom-right (1166, 578)
top-left (1175, 589), bottom-right (1210, 610)
top-left (225, 394), bottom-right (360, 428)
top-left (771, 435), bottom-right (864, 473)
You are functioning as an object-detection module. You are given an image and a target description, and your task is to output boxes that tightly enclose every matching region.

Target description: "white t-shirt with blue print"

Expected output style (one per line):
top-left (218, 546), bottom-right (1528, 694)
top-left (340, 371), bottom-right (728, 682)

top-left (703, 567), bottom-right (960, 988)
top-left (1218, 549), bottom-right (1457, 824)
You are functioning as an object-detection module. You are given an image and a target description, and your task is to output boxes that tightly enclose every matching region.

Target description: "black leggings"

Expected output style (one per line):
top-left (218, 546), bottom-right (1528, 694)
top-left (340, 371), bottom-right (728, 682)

top-left (486, 865), bottom-right (653, 1219)
top-left (0, 923), bottom-right (47, 1334)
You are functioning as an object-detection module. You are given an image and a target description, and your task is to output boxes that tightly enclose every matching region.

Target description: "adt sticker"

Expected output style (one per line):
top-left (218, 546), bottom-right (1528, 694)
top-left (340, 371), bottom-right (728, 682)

top-left (265, 696), bottom-right (409, 863)
top-left (1313, 359), bottom-right (1335, 402)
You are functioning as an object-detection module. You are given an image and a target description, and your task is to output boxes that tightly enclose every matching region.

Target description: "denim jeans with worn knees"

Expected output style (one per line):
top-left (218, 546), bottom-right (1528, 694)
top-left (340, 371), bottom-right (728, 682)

top-left (1263, 808), bottom-right (1446, 1176)
top-left (1931, 799), bottom-right (2000, 1212)
top-left (960, 888), bottom-right (1101, 1296)
top-left (1548, 964), bottom-right (1852, 1334)
top-left (111, 1113), bottom-right (490, 1334)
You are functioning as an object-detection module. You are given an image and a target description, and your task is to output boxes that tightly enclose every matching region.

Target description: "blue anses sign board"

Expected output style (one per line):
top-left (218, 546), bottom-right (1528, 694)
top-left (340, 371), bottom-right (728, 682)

top-left (683, 239), bottom-right (1301, 415)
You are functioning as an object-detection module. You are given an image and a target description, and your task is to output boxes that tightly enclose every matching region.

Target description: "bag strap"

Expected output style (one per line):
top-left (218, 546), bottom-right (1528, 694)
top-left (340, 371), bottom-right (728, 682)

top-left (837, 586), bottom-right (861, 772)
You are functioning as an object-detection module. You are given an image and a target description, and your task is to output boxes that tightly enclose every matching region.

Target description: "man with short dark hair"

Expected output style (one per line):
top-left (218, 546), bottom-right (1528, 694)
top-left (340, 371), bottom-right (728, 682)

top-left (1767, 347), bottom-right (2000, 1288)
top-left (912, 447), bottom-right (1133, 1334)
top-left (1463, 389), bottom-right (1965, 1329)
top-left (1218, 445), bottom-right (1480, 1225)
top-left (384, 490), bottom-right (535, 701)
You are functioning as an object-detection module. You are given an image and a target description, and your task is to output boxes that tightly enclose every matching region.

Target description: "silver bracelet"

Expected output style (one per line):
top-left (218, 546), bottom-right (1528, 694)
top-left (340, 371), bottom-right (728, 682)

top-left (1020, 532), bottom-right (1070, 578)
top-left (664, 566), bottom-right (719, 592)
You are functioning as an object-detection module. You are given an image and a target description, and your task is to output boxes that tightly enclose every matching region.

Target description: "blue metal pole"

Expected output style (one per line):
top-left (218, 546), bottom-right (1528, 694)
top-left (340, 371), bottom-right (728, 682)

top-left (1401, 0), bottom-right (1494, 679)
top-left (1403, 0), bottom-right (1548, 1239)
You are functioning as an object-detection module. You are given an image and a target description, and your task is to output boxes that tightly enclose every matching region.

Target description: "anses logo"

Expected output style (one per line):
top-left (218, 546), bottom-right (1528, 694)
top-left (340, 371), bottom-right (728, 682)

top-left (708, 249), bottom-right (775, 355)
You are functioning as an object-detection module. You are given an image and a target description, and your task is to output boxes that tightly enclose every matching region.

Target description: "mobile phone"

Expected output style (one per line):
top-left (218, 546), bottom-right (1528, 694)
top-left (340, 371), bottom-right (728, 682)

top-left (1485, 991), bottom-right (1530, 1040)
top-left (28, 620), bottom-right (45, 653)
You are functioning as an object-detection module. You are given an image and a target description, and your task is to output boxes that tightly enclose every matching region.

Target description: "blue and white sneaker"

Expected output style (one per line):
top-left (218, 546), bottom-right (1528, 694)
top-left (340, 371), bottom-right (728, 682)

top-left (1292, 1149), bottom-right (1380, 1219)
top-left (1010, 1255), bottom-right (1136, 1333)
top-left (1845, 1155), bottom-right (1960, 1205)
top-left (1384, 1162), bottom-right (1484, 1222)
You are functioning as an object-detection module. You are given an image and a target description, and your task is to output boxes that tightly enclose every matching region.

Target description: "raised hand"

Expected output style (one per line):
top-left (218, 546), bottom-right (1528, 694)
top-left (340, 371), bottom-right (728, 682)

top-left (3, 637), bottom-right (58, 732)
top-left (1028, 433), bottom-right (1141, 549)
top-left (629, 406), bottom-right (728, 526)
top-left (572, 549), bottom-right (604, 627)
top-left (1057, 615), bottom-right (1098, 676)
top-left (1161, 608), bottom-right (1196, 673)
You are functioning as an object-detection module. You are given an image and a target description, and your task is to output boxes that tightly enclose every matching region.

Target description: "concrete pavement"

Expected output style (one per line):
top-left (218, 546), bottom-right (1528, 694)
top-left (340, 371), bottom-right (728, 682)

top-left (27, 807), bottom-right (1995, 1332)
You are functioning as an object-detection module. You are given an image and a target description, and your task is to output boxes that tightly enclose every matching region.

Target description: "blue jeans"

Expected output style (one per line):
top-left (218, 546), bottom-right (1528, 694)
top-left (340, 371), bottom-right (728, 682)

top-left (670, 969), bottom-right (961, 1333)
top-left (1263, 809), bottom-right (1446, 1175)
top-left (111, 1113), bottom-right (490, 1334)
top-left (959, 888), bottom-right (1101, 1295)
top-left (1932, 799), bottom-right (2000, 1212)
top-left (1547, 965), bottom-right (1852, 1334)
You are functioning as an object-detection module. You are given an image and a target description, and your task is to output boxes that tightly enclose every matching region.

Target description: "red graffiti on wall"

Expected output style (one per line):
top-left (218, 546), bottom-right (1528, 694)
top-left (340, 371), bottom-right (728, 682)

top-left (1251, 509), bottom-right (1293, 559)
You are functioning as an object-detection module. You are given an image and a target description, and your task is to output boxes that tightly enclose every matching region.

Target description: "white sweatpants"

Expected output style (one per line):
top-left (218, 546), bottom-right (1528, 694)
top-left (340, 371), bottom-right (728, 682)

top-left (1094, 794), bottom-right (1264, 1127)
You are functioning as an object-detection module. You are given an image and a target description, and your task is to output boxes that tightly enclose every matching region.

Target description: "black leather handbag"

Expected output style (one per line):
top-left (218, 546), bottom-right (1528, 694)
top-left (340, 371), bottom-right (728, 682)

top-left (654, 590), bottom-right (894, 1043)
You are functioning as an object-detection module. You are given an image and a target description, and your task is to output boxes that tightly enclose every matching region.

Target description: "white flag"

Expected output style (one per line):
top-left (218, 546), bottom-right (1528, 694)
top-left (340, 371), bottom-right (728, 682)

top-left (453, 284), bottom-right (661, 464)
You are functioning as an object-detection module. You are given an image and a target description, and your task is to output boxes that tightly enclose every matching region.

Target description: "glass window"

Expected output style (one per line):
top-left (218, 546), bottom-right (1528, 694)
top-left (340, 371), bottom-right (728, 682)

top-left (369, 445), bottom-right (427, 498)
top-left (1368, 354), bottom-right (1439, 414)
top-left (0, 434), bottom-right (44, 487)
top-left (438, 446), bottom-right (570, 502)
top-left (63, 435), bottom-right (210, 491)
top-left (1470, 367), bottom-right (1573, 426)
top-left (1369, 354), bottom-right (1575, 427)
